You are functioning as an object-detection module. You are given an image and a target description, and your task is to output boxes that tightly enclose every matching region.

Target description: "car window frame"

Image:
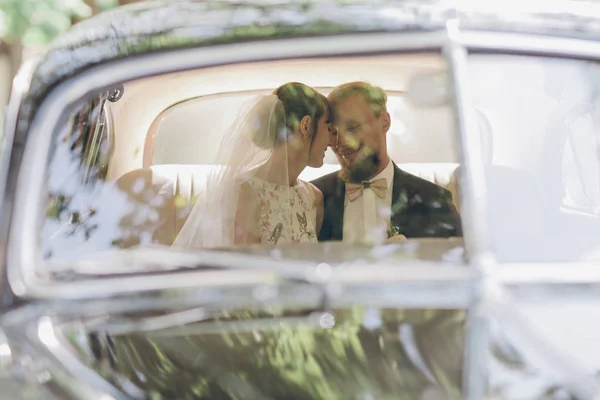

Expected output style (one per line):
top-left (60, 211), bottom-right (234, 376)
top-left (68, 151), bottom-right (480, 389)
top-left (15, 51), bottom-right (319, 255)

top-left (7, 31), bottom-right (456, 299)
top-left (457, 32), bottom-right (600, 400)
top-left (10, 31), bottom-right (600, 295)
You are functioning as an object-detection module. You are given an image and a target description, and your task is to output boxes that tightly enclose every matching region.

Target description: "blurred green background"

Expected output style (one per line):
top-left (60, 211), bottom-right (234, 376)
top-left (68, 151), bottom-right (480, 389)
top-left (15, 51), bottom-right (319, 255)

top-left (0, 0), bottom-right (145, 138)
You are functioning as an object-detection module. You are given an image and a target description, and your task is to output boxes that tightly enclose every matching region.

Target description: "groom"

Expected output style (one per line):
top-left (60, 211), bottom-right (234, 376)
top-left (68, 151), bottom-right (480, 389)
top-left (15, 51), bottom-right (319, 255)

top-left (312, 82), bottom-right (462, 243)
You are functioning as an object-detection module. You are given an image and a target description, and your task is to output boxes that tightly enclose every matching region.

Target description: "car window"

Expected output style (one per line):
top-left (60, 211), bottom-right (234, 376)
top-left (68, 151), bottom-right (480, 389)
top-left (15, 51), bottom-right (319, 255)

top-left (42, 53), bottom-right (463, 266)
top-left (468, 54), bottom-right (600, 262)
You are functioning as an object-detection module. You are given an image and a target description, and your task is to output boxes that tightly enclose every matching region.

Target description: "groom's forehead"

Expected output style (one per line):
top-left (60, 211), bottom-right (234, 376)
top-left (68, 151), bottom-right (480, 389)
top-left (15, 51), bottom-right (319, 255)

top-left (333, 95), bottom-right (373, 121)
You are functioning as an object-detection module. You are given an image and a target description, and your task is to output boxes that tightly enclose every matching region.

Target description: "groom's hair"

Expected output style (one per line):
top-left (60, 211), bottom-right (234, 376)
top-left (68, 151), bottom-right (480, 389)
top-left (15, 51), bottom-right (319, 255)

top-left (328, 81), bottom-right (387, 117)
top-left (274, 82), bottom-right (330, 139)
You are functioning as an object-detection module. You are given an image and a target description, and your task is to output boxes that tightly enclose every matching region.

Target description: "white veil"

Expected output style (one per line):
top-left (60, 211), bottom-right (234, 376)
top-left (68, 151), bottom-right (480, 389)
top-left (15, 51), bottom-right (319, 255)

top-left (172, 94), bottom-right (292, 249)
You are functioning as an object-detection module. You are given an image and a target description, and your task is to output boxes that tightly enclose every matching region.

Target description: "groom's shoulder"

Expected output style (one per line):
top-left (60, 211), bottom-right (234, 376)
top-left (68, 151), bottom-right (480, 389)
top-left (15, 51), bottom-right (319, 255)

top-left (311, 171), bottom-right (340, 196)
top-left (396, 166), bottom-right (453, 200)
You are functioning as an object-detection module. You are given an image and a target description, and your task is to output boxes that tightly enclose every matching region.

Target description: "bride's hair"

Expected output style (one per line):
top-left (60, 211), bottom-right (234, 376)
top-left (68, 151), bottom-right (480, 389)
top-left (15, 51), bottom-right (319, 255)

top-left (251, 82), bottom-right (329, 149)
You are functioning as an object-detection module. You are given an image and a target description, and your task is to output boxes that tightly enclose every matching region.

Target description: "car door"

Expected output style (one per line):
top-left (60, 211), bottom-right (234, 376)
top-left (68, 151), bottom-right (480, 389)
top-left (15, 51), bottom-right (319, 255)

top-left (2, 2), bottom-right (600, 400)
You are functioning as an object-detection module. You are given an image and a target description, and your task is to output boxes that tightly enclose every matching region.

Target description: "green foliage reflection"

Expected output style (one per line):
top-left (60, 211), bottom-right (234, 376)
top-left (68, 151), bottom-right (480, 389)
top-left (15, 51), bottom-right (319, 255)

top-left (105, 307), bottom-right (465, 400)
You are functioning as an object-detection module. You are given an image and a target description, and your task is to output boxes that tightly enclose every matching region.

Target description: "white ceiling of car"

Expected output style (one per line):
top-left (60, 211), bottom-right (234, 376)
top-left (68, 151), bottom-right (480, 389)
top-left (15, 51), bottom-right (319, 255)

top-left (107, 54), bottom-right (453, 180)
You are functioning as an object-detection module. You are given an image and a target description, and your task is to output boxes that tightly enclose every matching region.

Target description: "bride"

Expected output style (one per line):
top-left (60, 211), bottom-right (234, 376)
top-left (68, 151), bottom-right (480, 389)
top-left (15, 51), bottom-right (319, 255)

top-left (173, 82), bottom-right (333, 248)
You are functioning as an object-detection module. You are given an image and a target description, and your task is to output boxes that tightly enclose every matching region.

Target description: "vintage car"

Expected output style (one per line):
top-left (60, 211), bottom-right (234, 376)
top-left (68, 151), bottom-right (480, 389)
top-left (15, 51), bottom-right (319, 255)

top-left (2, 0), bottom-right (600, 399)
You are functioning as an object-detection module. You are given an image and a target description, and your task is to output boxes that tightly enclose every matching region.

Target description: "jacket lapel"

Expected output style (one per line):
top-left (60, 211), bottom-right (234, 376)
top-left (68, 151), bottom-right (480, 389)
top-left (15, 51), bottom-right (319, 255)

top-left (323, 163), bottom-right (408, 240)
top-left (330, 178), bottom-right (345, 241)
top-left (390, 163), bottom-right (407, 229)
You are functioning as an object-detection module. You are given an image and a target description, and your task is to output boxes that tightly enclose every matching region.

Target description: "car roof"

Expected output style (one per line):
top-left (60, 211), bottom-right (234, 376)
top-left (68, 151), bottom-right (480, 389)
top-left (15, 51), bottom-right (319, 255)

top-left (15, 0), bottom-right (600, 142)
top-left (30, 0), bottom-right (600, 91)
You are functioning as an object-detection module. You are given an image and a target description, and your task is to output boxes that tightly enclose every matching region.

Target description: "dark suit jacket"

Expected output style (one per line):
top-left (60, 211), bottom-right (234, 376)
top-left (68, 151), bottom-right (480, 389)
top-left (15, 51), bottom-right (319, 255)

top-left (312, 163), bottom-right (462, 241)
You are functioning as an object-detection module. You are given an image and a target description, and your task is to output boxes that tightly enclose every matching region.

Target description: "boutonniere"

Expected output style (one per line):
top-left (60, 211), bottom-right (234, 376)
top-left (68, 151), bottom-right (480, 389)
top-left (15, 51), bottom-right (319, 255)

top-left (387, 223), bottom-right (407, 243)
top-left (387, 223), bottom-right (401, 239)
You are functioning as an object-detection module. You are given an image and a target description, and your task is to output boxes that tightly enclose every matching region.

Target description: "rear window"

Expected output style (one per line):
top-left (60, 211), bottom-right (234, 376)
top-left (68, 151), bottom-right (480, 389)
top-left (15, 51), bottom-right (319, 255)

top-left (42, 53), bottom-right (463, 265)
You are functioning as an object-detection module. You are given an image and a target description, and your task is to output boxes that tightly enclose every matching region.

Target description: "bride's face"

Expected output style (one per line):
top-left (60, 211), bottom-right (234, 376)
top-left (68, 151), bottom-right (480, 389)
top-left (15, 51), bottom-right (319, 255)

top-left (306, 109), bottom-right (333, 168)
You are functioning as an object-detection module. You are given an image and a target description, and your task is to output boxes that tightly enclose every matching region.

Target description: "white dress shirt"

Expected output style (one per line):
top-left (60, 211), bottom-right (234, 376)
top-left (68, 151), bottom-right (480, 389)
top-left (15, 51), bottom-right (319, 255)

top-left (343, 160), bottom-right (394, 244)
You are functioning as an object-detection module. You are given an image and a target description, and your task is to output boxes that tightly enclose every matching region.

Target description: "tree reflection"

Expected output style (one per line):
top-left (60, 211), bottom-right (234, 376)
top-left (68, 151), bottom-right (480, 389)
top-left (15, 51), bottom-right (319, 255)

top-left (96, 308), bottom-right (465, 400)
top-left (79, 306), bottom-right (585, 400)
top-left (44, 91), bottom-right (181, 259)
top-left (109, 168), bottom-right (178, 248)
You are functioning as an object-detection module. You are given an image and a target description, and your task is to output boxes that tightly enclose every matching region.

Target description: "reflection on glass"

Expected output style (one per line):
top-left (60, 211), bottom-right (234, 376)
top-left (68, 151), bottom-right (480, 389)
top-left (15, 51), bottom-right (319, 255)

top-left (468, 55), bottom-right (600, 262)
top-left (70, 307), bottom-right (465, 400)
top-left (486, 299), bottom-right (600, 400)
top-left (42, 54), bottom-right (463, 266)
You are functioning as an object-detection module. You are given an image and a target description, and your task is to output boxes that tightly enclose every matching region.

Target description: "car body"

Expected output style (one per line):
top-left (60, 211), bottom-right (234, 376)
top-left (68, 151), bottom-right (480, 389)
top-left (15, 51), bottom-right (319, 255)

top-left (1, 1), bottom-right (600, 399)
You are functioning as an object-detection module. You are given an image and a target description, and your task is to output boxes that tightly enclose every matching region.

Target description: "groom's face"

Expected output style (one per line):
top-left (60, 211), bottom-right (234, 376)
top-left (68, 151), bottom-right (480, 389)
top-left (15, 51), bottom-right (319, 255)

top-left (332, 94), bottom-right (388, 182)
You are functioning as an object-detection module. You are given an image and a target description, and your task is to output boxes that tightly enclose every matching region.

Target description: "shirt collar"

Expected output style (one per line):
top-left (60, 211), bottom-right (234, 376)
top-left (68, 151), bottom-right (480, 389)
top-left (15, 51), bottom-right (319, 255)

top-left (370, 159), bottom-right (393, 188)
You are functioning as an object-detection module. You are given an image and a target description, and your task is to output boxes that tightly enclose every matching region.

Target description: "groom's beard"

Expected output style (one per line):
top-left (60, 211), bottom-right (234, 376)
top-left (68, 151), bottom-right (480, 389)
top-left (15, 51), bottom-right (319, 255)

top-left (340, 152), bottom-right (382, 183)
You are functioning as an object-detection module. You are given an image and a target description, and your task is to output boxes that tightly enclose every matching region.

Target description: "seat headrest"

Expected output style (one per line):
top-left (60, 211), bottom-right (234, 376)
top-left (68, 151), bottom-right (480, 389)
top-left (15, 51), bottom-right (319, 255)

top-left (150, 163), bottom-right (460, 201)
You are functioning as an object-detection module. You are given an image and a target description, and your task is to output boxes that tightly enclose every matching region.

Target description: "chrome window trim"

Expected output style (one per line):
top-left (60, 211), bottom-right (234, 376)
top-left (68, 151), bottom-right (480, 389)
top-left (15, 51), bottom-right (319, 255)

top-left (0, 59), bottom-right (39, 203)
top-left (30, 316), bottom-right (130, 400)
top-left (445, 24), bottom-right (493, 264)
top-left (8, 263), bottom-right (475, 303)
top-left (444, 23), bottom-right (491, 400)
top-left (0, 58), bottom-right (39, 302)
top-left (461, 30), bottom-right (600, 59)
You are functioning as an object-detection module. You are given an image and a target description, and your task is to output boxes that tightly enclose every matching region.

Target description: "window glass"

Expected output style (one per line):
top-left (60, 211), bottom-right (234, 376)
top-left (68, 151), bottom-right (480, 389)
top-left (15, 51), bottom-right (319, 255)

top-left (42, 54), bottom-right (463, 266)
top-left (487, 294), bottom-right (600, 399)
top-left (69, 307), bottom-right (466, 399)
top-left (468, 55), bottom-right (600, 262)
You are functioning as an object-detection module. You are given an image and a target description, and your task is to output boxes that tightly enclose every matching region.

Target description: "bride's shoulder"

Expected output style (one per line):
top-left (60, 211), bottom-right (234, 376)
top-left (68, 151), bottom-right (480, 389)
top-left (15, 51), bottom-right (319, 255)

top-left (300, 180), bottom-right (323, 205)
top-left (237, 179), bottom-right (259, 200)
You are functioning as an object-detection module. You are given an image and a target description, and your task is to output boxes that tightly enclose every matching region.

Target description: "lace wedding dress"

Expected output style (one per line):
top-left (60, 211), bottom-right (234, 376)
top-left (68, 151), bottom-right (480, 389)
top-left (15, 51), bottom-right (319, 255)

top-left (246, 176), bottom-right (318, 244)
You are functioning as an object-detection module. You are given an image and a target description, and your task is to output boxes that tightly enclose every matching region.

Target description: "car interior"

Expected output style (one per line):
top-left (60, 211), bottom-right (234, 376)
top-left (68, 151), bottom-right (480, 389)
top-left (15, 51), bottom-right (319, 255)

top-left (42, 52), bottom-right (600, 263)
top-left (43, 52), bottom-right (465, 261)
top-left (112, 53), bottom-right (459, 207)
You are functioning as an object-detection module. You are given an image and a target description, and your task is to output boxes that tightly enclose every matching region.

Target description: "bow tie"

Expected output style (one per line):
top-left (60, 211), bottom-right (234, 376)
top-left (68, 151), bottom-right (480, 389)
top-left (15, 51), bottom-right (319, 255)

top-left (346, 178), bottom-right (388, 202)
